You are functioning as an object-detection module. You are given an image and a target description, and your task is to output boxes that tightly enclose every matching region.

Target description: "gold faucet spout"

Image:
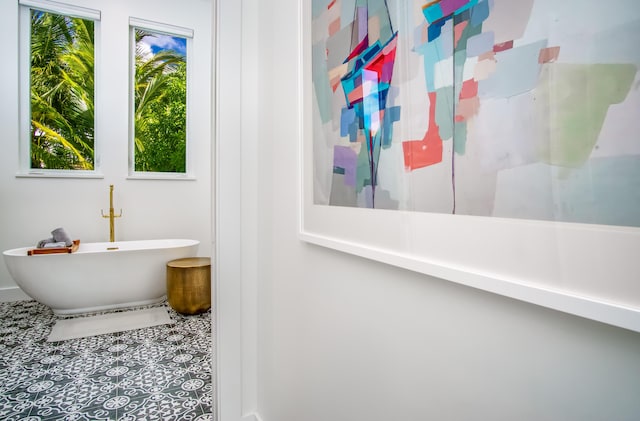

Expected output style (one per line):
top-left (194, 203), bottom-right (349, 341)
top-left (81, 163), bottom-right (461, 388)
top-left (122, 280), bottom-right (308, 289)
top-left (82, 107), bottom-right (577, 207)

top-left (101, 184), bottom-right (122, 242)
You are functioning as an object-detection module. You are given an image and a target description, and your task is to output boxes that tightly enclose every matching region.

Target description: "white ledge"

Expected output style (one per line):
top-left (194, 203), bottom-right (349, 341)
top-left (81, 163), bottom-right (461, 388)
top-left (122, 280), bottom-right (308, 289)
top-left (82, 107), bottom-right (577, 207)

top-left (300, 231), bottom-right (640, 334)
top-left (16, 171), bottom-right (104, 179)
top-left (127, 173), bottom-right (196, 181)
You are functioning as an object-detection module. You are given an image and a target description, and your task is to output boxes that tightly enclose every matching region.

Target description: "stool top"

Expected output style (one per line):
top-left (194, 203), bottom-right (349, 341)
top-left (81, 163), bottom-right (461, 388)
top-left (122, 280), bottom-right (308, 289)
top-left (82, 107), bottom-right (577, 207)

top-left (167, 257), bottom-right (211, 268)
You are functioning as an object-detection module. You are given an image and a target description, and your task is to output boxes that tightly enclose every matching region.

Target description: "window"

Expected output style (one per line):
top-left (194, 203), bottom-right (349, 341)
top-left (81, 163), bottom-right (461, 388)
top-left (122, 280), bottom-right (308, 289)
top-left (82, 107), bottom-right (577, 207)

top-left (19, 0), bottom-right (99, 173)
top-left (130, 18), bottom-right (193, 175)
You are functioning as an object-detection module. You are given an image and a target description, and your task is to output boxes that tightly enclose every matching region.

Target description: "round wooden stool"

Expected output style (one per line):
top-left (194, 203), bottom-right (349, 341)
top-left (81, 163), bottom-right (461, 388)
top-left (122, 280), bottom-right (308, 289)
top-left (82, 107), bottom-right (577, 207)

top-left (166, 257), bottom-right (211, 315)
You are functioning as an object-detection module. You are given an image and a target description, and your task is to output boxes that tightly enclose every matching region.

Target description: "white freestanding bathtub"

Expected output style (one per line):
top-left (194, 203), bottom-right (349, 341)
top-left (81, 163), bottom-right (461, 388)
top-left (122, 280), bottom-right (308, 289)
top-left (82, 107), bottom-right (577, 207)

top-left (2, 239), bottom-right (199, 315)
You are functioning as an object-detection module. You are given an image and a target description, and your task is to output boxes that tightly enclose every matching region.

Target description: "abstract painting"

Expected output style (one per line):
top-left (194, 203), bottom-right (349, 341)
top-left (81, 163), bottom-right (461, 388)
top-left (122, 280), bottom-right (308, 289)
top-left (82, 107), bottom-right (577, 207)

top-left (311, 0), bottom-right (640, 227)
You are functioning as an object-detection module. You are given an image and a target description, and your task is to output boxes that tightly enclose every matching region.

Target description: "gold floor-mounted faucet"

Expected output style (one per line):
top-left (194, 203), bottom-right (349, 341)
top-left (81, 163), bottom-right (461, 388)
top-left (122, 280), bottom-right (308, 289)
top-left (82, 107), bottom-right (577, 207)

top-left (101, 184), bottom-right (122, 242)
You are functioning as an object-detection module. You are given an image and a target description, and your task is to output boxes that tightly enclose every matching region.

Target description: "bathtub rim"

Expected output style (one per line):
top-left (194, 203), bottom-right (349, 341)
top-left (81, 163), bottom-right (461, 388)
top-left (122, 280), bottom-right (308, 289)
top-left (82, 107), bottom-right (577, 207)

top-left (3, 238), bottom-right (200, 257)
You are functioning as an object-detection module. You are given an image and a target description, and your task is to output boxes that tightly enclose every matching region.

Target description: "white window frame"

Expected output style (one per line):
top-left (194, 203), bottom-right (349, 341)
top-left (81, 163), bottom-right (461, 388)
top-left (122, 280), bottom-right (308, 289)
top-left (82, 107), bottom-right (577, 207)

top-left (127, 17), bottom-right (195, 180)
top-left (17, 0), bottom-right (102, 178)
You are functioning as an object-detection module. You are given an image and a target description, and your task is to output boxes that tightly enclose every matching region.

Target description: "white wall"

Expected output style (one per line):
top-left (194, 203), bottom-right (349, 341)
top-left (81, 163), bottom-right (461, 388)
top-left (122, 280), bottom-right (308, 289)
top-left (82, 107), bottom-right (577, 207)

top-left (0, 0), bottom-right (212, 293)
top-left (249, 1), bottom-right (640, 420)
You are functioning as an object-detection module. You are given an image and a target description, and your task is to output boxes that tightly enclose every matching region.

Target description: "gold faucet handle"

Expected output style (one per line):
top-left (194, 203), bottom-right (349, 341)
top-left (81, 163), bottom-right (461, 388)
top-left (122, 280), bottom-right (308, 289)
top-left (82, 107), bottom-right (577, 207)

top-left (101, 209), bottom-right (123, 218)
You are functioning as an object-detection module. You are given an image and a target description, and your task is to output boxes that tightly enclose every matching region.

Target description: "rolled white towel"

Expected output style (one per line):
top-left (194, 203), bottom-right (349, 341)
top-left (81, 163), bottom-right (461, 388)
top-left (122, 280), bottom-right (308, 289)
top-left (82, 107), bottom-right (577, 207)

top-left (37, 238), bottom-right (55, 248)
top-left (43, 241), bottom-right (67, 248)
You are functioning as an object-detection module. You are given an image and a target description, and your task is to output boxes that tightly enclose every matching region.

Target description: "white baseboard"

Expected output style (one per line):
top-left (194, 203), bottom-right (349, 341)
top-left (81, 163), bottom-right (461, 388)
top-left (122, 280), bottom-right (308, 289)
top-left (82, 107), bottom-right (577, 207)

top-left (243, 413), bottom-right (264, 421)
top-left (0, 287), bottom-right (31, 302)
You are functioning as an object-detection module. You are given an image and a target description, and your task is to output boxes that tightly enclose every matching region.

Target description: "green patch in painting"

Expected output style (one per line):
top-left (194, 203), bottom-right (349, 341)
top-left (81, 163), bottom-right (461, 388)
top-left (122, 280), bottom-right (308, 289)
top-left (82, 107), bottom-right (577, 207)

top-left (453, 121), bottom-right (467, 155)
top-left (453, 50), bottom-right (467, 100)
top-left (356, 143), bottom-right (371, 192)
top-left (536, 63), bottom-right (637, 167)
top-left (435, 86), bottom-right (454, 139)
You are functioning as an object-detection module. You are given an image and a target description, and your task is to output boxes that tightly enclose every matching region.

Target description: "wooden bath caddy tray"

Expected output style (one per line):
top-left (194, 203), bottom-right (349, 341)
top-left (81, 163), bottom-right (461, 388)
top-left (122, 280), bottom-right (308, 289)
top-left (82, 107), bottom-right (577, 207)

top-left (28, 240), bottom-right (80, 256)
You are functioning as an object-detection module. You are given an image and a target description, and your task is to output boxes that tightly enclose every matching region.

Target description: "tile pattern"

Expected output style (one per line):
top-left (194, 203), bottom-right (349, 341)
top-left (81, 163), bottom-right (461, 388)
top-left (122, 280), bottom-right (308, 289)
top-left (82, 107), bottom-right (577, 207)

top-left (0, 300), bottom-right (213, 420)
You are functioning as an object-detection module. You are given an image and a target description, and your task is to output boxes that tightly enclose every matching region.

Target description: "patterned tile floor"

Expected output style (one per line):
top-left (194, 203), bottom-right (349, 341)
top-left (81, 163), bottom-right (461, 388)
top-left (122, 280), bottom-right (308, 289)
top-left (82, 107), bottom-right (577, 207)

top-left (0, 300), bottom-right (213, 420)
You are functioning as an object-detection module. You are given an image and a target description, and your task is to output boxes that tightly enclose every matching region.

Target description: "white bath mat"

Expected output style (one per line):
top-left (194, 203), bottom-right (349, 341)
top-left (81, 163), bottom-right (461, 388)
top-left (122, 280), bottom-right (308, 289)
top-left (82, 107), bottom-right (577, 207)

top-left (47, 307), bottom-right (174, 342)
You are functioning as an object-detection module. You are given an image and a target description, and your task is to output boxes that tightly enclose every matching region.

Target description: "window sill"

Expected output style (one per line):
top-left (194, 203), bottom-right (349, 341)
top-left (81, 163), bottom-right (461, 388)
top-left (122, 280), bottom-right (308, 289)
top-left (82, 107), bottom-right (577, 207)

top-left (16, 171), bottom-right (104, 179)
top-left (127, 173), bottom-right (196, 181)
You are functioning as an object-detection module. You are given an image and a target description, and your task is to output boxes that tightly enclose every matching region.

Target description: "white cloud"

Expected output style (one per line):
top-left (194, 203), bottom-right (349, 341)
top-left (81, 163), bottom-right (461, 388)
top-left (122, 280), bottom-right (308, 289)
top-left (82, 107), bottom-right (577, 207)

top-left (137, 40), bottom-right (153, 61)
top-left (141, 34), bottom-right (186, 56)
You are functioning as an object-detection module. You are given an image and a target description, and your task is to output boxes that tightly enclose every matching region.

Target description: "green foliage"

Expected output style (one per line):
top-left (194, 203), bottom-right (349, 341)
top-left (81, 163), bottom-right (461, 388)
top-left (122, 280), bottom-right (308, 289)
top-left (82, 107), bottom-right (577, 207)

top-left (134, 30), bottom-right (187, 173)
top-left (134, 62), bottom-right (187, 172)
top-left (30, 10), bottom-right (94, 170)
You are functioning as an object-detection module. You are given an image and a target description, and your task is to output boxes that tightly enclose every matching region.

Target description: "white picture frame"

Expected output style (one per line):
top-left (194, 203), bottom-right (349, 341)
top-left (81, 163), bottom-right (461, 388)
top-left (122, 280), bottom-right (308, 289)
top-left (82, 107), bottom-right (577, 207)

top-left (299, 0), bottom-right (640, 333)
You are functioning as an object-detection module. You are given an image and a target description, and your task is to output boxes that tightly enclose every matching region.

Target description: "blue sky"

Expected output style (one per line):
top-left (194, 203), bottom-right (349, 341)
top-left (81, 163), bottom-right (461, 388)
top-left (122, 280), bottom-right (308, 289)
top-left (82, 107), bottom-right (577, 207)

top-left (139, 33), bottom-right (187, 57)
